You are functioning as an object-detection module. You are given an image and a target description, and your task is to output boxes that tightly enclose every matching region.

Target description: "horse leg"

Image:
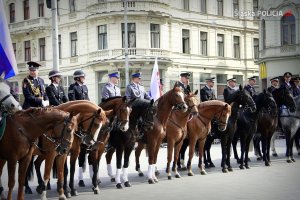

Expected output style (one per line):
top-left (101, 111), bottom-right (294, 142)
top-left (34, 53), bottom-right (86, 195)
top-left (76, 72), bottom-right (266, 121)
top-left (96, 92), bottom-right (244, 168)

top-left (267, 133), bottom-right (273, 164)
top-left (295, 128), bottom-right (300, 155)
top-left (173, 139), bottom-right (184, 178)
top-left (105, 147), bottom-right (116, 182)
top-left (177, 138), bottom-right (188, 170)
top-left (271, 131), bottom-right (278, 157)
top-left (123, 146), bottom-right (133, 187)
top-left (152, 140), bottom-right (162, 182)
top-left (220, 134), bottom-right (228, 173)
top-left (87, 149), bottom-right (100, 194)
top-left (253, 135), bottom-right (263, 160)
top-left (146, 138), bottom-right (156, 184)
top-left (239, 137), bottom-right (245, 169)
top-left (244, 135), bottom-right (252, 169)
top-left (115, 147), bottom-right (123, 189)
top-left (69, 149), bottom-right (80, 196)
top-left (34, 154), bottom-right (46, 194)
top-left (261, 136), bottom-right (268, 166)
top-left (198, 139), bottom-right (207, 175)
top-left (226, 133), bottom-right (234, 172)
top-left (77, 147), bottom-right (87, 187)
top-left (134, 142), bottom-right (144, 177)
top-left (205, 135), bottom-right (215, 168)
top-left (55, 154), bottom-right (68, 200)
top-left (0, 159), bottom-right (7, 199)
top-left (285, 131), bottom-right (293, 163)
top-left (290, 134), bottom-right (296, 162)
top-left (24, 156), bottom-right (34, 194)
top-left (166, 140), bottom-right (174, 180)
top-left (186, 138), bottom-right (197, 176)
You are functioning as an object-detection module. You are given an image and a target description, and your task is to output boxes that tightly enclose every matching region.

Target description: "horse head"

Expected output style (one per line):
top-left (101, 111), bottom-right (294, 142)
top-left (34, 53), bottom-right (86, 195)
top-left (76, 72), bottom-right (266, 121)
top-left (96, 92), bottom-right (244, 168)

top-left (233, 85), bottom-right (256, 112)
top-left (184, 90), bottom-right (199, 116)
top-left (115, 96), bottom-right (133, 132)
top-left (272, 87), bottom-right (296, 112)
top-left (0, 78), bottom-right (21, 112)
top-left (172, 82), bottom-right (188, 112)
top-left (215, 103), bottom-right (231, 131)
top-left (259, 89), bottom-right (277, 116)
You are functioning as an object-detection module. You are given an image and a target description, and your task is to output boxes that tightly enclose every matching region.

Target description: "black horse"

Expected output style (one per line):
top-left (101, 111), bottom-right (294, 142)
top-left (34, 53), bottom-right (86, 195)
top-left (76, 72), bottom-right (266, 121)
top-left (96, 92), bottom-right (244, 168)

top-left (105, 99), bottom-right (156, 189)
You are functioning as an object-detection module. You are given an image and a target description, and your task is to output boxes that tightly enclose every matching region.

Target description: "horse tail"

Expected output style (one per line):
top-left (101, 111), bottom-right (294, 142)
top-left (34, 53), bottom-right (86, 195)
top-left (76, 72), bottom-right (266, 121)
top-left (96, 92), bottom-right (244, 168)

top-left (52, 157), bottom-right (58, 179)
top-left (26, 156), bottom-right (35, 181)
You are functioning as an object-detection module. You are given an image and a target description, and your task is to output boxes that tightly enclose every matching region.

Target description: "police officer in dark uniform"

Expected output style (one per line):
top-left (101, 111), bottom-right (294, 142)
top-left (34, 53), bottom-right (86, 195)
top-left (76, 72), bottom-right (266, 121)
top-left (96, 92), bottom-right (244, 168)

top-left (223, 77), bottom-right (237, 103)
top-left (244, 76), bottom-right (257, 98)
top-left (68, 70), bottom-right (89, 101)
top-left (178, 72), bottom-right (191, 95)
top-left (125, 72), bottom-right (151, 101)
top-left (292, 77), bottom-right (300, 97)
top-left (22, 61), bottom-right (49, 109)
top-left (280, 72), bottom-right (293, 95)
top-left (46, 70), bottom-right (68, 106)
top-left (101, 71), bottom-right (121, 101)
top-left (267, 77), bottom-right (279, 94)
top-left (200, 77), bottom-right (216, 102)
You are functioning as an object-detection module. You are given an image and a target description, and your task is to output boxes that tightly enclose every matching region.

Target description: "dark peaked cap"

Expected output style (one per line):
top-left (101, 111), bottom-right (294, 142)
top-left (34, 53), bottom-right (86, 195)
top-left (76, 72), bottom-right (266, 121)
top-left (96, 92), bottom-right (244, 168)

top-left (227, 77), bottom-right (236, 82)
top-left (248, 76), bottom-right (257, 81)
top-left (27, 61), bottom-right (41, 70)
top-left (180, 72), bottom-right (191, 78)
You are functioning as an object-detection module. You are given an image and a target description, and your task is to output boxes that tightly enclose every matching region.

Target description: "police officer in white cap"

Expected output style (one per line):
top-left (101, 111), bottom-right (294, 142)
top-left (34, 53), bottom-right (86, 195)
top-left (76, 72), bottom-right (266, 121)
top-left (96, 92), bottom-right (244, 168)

top-left (101, 71), bottom-right (121, 101)
top-left (267, 77), bottom-right (279, 94)
top-left (244, 76), bottom-right (257, 98)
top-left (125, 72), bottom-right (150, 101)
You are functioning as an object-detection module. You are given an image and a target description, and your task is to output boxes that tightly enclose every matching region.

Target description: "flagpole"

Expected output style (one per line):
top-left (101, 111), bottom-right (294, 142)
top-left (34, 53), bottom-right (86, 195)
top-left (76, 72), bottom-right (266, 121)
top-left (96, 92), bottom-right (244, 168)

top-left (51, 0), bottom-right (59, 71)
top-left (124, 0), bottom-right (129, 86)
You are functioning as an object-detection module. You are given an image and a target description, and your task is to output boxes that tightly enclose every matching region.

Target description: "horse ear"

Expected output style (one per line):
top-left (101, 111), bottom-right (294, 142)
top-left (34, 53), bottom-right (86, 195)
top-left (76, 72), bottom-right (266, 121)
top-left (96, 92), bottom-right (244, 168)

top-left (263, 89), bottom-right (267, 94)
top-left (105, 109), bottom-right (114, 119)
top-left (122, 96), bottom-right (127, 103)
top-left (239, 84), bottom-right (243, 91)
top-left (97, 109), bottom-right (101, 115)
top-left (194, 90), bottom-right (198, 95)
top-left (150, 99), bottom-right (154, 105)
top-left (174, 81), bottom-right (179, 88)
top-left (225, 103), bottom-right (228, 108)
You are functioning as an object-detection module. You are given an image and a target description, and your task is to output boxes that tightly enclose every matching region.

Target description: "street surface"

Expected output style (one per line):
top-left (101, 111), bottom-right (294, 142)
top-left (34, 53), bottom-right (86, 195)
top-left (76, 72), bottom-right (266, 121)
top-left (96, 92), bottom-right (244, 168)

top-left (2, 139), bottom-right (300, 200)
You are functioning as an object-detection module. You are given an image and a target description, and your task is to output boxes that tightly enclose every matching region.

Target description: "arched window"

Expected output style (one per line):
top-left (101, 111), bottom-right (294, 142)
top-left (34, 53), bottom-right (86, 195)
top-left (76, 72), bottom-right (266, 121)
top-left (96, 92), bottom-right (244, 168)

top-left (281, 14), bottom-right (296, 45)
top-left (262, 19), bottom-right (266, 48)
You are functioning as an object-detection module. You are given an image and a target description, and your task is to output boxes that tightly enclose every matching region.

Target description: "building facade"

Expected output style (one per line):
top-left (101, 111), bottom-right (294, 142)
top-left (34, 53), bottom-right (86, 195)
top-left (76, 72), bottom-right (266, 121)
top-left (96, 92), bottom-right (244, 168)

top-left (258, 0), bottom-right (300, 89)
top-left (5, 0), bottom-right (259, 104)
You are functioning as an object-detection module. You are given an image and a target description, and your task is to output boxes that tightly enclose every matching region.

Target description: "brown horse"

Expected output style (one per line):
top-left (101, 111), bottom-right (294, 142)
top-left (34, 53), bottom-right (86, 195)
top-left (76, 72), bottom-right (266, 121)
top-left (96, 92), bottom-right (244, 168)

top-left (135, 82), bottom-right (188, 184)
top-left (185, 100), bottom-right (231, 176)
top-left (165, 91), bottom-right (199, 179)
top-left (88, 96), bottom-right (133, 194)
top-left (0, 108), bottom-right (77, 200)
top-left (29, 101), bottom-right (108, 199)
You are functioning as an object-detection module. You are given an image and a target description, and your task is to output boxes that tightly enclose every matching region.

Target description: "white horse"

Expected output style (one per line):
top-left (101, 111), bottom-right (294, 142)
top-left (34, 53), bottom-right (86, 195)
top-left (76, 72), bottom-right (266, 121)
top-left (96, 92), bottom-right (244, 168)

top-left (0, 78), bottom-right (21, 112)
top-left (271, 95), bottom-right (300, 162)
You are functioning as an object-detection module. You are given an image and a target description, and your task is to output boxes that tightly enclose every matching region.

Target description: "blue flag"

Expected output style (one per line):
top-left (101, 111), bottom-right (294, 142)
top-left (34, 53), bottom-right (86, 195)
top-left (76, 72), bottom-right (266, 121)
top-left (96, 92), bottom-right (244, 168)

top-left (0, 0), bottom-right (18, 79)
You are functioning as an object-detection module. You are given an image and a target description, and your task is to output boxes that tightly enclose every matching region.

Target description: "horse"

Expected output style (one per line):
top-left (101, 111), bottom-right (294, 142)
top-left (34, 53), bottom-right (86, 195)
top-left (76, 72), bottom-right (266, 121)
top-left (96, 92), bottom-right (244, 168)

top-left (165, 91), bottom-right (199, 179)
top-left (135, 82), bottom-right (188, 184)
top-left (255, 90), bottom-right (278, 166)
top-left (0, 78), bottom-right (21, 112)
top-left (105, 98), bottom-right (156, 188)
top-left (0, 108), bottom-right (77, 200)
top-left (30, 101), bottom-right (108, 199)
top-left (271, 88), bottom-right (299, 163)
top-left (87, 96), bottom-right (133, 193)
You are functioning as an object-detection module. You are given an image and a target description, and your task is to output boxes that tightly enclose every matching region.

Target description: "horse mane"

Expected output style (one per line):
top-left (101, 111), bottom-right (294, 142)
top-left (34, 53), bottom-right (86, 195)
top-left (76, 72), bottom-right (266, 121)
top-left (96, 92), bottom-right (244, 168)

top-left (198, 100), bottom-right (226, 109)
top-left (101, 96), bottom-right (123, 103)
top-left (14, 107), bottom-right (65, 117)
top-left (131, 99), bottom-right (152, 109)
top-left (156, 88), bottom-right (173, 108)
top-left (58, 100), bottom-right (100, 110)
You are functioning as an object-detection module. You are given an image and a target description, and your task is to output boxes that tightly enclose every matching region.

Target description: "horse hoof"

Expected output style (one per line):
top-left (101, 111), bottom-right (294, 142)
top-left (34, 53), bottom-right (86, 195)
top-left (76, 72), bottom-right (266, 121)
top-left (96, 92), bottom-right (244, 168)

top-left (204, 164), bottom-right (210, 169)
top-left (168, 176), bottom-right (172, 180)
top-left (155, 171), bottom-right (160, 176)
top-left (71, 189), bottom-right (78, 196)
top-left (47, 183), bottom-right (51, 190)
top-left (175, 174), bottom-right (181, 178)
top-left (291, 158), bottom-right (296, 162)
top-left (97, 179), bottom-right (101, 185)
top-left (116, 183), bottom-right (123, 189)
top-left (58, 195), bottom-right (67, 200)
top-left (239, 165), bottom-right (244, 169)
top-left (200, 171), bottom-right (207, 175)
top-left (265, 162), bottom-right (270, 166)
top-left (257, 157), bottom-right (262, 161)
top-left (64, 191), bottom-right (71, 198)
top-left (124, 181), bottom-right (131, 187)
top-left (228, 167), bottom-right (233, 172)
top-left (153, 178), bottom-right (159, 183)
top-left (25, 187), bottom-right (33, 194)
top-left (245, 165), bottom-right (250, 169)
top-left (272, 153), bottom-right (278, 157)
top-left (78, 180), bottom-right (85, 187)
top-left (247, 158), bottom-right (251, 162)
top-left (287, 160), bottom-right (293, 163)
top-left (36, 185), bottom-right (43, 194)
top-left (298, 152), bottom-right (300, 156)
top-left (209, 163), bottom-right (215, 168)
top-left (148, 179), bottom-right (155, 184)
top-left (93, 187), bottom-right (100, 194)
top-left (111, 178), bottom-right (116, 182)
top-left (187, 172), bottom-right (194, 176)
top-left (138, 172), bottom-right (144, 177)
top-left (222, 168), bottom-right (228, 173)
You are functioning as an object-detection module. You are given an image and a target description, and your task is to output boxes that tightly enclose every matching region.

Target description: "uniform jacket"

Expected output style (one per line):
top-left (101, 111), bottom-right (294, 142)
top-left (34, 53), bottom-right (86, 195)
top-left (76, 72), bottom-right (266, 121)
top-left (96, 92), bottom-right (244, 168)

top-left (200, 85), bottom-right (216, 102)
top-left (280, 82), bottom-right (294, 96)
top-left (68, 82), bottom-right (90, 101)
top-left (244, 84), bottom-right (256, 98)
top-left (46, 83), bottom-right (68, 106)
top-left (101, 82), bottom-right (121, 100)
top-left (125, 82), bottom-right (150, 101)
top-left (22, 75), bottom-right (48, 109)
top-left (293, 86), bottom-right (300, 97)
top-left (223, 86), bottom-right (236, 103)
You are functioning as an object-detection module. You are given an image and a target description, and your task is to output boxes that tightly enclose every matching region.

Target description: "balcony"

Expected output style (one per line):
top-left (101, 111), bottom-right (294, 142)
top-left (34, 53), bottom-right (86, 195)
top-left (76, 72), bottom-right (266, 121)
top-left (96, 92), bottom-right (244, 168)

top-left (9, 18), bottom-right (50, 34)
top-left (87, 1), bottom-right (170, 18)
top-left (259, 44), bottom-right (300, 60)
top-left (88, 48), bottom-right (171, 61)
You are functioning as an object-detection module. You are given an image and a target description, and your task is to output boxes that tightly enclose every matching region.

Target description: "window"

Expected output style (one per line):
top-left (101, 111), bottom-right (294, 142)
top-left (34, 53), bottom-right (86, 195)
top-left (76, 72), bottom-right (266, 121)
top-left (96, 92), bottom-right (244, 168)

top-left (69, 0), bottom-right (76, 12)
top-left (24, 0), bottom-right (30, 20)
top-left (253, 38), bottom-right (259, 59)
top-left (253, 0), bottom-right (258, 13)
top-left (122, 23), bottom-right (136, 48)
top-left (233, 75), bottom-right (243, 85)
top-left (24, 40), bottom-right (31, 61)
top-left (182, 29), bottom-right (190, 54)
top-left (217, 74), bottom-right (227, 99)
top-left (38, 0), bottom-right (44, 17)
top-left (200, 73), bottom-right (211, 82)
top-left (217, 0), bottom-right (223, 16)
top-left (39, 38), bottom-right (46, 61)
top-left (98, 25), bottom-right (107, 50)
top-left (57, 0), bottom-right (60, 15)
top-left (70, 32), bottom-right (77, 57)
top-left (233, 36), bottom-right (240, 58)
top-left (281, 15), bottom-right (296, 45)
top-left (12, 43), bottom-right (16, 56)
top-left (151, 24), bottom-right (160, 48)
top-left (58, 35), bottom-right (62, 59)
top-left (98, 0), bottom-right (106, 2)
top-left (200, 31), bottom-right (207, 56)
top-left (200, 0), bottom-right (206, 13)
top-left (262, 19), bottom-right (266, 48)
top-left (233, 0), bottom-right (239, 18)
top-left (183, 0), bottom-right (189, 11)
top-left (217, 34), bottom-right (224, 57)
top-left (9, 3), bottom-right (15, 23)
top-left (63, 76), bottom-right (74, 94)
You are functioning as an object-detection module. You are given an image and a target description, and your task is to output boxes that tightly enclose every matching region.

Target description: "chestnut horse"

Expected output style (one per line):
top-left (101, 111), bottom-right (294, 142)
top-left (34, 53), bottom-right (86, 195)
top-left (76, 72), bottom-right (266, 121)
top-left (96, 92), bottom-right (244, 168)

top-left (88, 96), bottom-right (133, 193)
top-left (165, 91), bottom-right (199, 179)
top-left (135, 82), bottom-right (188, 184)
top-left (0, 108), bottom-right (77, 200)
top-left (30, 101), bottom-right (107, 199)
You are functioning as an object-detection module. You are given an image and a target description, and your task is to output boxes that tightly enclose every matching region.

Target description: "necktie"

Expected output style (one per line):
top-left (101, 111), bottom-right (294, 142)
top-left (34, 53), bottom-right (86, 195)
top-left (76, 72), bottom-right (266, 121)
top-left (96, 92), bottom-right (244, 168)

top-left (114, 85), bottom-right (116, 96)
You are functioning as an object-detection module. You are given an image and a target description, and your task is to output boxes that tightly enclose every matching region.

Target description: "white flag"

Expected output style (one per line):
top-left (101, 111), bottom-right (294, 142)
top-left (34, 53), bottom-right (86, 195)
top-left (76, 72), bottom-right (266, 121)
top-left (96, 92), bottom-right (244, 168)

top-left (150, 57), bottom-right (161, 101)
top-left (0, 0), bottom-right (18, 79)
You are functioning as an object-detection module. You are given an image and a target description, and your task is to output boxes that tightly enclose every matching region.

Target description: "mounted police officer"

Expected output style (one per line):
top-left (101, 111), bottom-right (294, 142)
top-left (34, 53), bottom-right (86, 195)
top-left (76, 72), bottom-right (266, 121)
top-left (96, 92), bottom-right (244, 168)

top-left (200, 77), bottom-right (216, 102)
top-left (68, 70), bottom-right (89, 101)
top-left (223, 77), bottom-right (237, 103)
top-left (244, 76), bottom-right (257, 98)
top-left (292, 77), bottom-right (300, 97)
top-left (125, 72), bottom-right (150, 101)
top-left (46, 70), bottom-right (68, 106)
top-left (178, 72), bottom-right (191, 95)
top-left (101, 71), bottom-right (121, 101)
top-left (267, 77), bottom-right (279, 94)
top-left (280, 72), bottom-right (293, 95)
top-left (22, 61), bottom-right (49, 109)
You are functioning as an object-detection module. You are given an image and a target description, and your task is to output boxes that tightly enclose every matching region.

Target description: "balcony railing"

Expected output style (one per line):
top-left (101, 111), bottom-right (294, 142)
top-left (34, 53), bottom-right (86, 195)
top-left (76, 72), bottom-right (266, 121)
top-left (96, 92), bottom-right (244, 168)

top-left (9, 18), bottom-right (50, 33)
top-left (259, 44), bottom-right (300, 59)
